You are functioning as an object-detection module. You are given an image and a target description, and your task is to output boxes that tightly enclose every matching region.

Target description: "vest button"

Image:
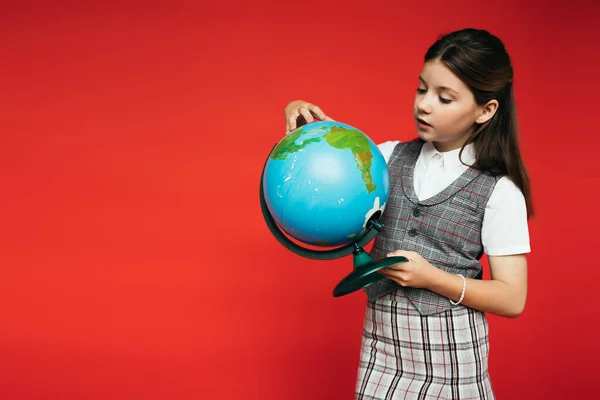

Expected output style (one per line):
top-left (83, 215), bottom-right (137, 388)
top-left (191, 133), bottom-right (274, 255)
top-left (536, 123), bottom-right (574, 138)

top-left (413, 208), bottom-right (421, 217)
top-left (408, 229), bottom-right (418, 237)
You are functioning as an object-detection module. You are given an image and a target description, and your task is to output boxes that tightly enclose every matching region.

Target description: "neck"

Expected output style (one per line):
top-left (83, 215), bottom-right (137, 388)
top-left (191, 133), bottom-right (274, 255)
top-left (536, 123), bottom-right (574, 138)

top-left (432, 130), bottom-right (474, 153)
top-left (433, 140), bottom-right (466, 153)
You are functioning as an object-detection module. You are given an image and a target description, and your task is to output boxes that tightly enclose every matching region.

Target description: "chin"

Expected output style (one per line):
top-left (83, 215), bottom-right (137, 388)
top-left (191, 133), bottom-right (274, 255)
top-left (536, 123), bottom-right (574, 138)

top-left (416, 130), bottom-right (435, 142)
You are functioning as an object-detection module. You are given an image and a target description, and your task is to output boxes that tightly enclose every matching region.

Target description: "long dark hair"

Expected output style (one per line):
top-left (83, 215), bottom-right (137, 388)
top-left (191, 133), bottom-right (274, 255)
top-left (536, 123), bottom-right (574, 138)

top-left (425, 28), bottom-right (534, 218)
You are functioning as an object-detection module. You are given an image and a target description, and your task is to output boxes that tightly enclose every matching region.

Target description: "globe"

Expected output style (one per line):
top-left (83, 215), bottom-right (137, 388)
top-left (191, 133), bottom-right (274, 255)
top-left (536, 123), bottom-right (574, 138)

top-left (262, 121), bottom-right (390, 247)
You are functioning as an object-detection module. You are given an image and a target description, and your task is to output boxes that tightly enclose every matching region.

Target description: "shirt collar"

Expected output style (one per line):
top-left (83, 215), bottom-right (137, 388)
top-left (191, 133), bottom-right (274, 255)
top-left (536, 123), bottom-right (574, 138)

top-left (420, 141), bottom-right (476, 170)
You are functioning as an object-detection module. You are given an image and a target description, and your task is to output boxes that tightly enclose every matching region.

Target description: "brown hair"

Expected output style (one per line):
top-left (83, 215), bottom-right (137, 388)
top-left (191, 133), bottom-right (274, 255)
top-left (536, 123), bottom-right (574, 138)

top-left (425, 28), bottom-right (534, 218)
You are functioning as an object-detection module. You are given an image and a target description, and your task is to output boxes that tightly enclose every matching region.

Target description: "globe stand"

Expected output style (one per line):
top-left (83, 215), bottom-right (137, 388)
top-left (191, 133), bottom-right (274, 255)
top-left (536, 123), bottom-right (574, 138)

top-left (260, 161), bottom-right (407, 297)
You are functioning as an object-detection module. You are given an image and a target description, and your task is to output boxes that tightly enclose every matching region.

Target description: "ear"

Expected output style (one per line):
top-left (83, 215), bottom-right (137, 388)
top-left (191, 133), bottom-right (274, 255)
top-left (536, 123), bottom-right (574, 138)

top-left (476, 99), bottom-right (499, 124)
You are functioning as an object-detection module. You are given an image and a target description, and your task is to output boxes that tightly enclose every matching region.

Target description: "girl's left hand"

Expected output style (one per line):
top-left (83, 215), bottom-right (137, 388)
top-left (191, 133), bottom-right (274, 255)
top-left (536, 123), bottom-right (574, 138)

top-left (379, 250), bottom-right (441, 289)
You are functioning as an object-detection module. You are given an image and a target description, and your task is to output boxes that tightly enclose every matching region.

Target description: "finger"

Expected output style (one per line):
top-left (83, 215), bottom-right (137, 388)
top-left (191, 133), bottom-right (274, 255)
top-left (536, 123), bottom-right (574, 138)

top-left (379, 266), bottom-right (402, 276)
top-left (287, 111), bottom-right (300, 132)
top-left (388, 270), bottom-right (408, 286)
top-left (387, 250), bottom-right (414, 258)
top-left (379, 269), bottom-right (408, 286)
top-left (324, 116), bottom-right (335, 121)
top-left (299, 107), bottom-right (314, 124)
top-left (309, 105), bottom-right (326, 120)
top-left (387, 263), bottom-right (407, 271)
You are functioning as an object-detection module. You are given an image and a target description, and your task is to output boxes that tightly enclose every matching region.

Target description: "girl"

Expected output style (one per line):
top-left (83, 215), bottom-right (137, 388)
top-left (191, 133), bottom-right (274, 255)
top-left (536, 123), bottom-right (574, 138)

top-left (283, 28), bottom-right (531, 399)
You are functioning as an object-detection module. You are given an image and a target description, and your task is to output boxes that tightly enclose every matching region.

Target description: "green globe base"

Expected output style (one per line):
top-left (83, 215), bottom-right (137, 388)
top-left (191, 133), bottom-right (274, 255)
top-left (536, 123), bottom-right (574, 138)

top-left (333, 247), bottom-right (408, 297)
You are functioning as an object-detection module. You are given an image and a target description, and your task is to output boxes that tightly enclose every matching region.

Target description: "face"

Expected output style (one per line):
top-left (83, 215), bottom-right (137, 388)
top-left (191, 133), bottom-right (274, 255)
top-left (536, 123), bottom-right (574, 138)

top-left (413, 59), bottom-right (488, 152)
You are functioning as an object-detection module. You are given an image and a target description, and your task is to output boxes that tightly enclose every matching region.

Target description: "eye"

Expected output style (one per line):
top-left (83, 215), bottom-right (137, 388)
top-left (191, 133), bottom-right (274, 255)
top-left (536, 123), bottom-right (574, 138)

top-left (439, 96), bottom-right (452, 104)
top-left (416, 88), bottom-right (426, 94)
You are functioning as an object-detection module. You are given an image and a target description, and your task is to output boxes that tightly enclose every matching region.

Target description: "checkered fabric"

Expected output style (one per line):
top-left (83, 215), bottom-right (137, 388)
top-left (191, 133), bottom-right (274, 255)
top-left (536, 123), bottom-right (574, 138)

top-left (355, 290), bottom-right (494, 400)
top-left (365, 139), bottom-right (498, 316)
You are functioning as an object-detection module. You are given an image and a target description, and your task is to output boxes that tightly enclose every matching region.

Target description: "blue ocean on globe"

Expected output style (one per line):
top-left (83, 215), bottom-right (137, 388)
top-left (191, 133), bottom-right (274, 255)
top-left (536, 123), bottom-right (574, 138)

top-left (263, 121), bottom-right (389, 246)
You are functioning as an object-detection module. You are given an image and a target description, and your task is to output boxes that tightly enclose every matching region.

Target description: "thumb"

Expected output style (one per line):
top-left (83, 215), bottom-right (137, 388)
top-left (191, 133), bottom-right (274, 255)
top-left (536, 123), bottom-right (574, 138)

top-left (387, 250), bottom-right (412, 258)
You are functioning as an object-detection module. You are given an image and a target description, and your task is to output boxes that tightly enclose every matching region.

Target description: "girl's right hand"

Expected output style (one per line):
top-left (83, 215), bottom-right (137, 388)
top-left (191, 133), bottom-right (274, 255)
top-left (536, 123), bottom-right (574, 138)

top-left (284, 100), bottom-right (334, 134)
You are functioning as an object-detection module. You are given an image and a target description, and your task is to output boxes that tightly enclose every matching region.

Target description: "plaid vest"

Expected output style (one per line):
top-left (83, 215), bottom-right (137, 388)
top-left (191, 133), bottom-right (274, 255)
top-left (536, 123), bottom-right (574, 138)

top-left (364, 139), bottom-right (498, 315)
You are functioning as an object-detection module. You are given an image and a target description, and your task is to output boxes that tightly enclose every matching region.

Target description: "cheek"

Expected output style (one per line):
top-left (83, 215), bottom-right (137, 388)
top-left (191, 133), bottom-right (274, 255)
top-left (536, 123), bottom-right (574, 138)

top-left (442, 108), bottom-right (474, 130)
top-left (459, 110), bottom-right (478, 128)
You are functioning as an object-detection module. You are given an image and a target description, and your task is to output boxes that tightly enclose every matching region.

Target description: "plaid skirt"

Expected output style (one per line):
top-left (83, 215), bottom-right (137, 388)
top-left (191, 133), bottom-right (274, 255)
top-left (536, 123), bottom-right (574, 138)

top-left (355, 290), bottom-right (494, 400)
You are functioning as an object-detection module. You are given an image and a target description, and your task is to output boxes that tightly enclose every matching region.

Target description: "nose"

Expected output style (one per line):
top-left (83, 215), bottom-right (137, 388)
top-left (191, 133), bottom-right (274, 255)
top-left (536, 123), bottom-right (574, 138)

top-left (416, 95), bottom-right (433, 114)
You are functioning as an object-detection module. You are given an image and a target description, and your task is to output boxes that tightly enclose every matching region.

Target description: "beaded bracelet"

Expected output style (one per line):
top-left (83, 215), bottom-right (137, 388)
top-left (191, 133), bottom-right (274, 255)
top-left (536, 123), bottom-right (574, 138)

top-left (449, 274), bottom-right (466, 306)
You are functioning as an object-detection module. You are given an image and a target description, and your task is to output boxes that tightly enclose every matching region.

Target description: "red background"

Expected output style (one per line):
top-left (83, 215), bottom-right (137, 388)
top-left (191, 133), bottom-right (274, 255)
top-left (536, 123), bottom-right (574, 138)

top-left (1, 1), bottom-right (599, 399)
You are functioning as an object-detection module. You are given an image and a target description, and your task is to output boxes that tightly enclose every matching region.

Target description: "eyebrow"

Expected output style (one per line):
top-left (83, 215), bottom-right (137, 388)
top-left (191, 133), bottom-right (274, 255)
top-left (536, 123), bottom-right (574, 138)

top-left (419, 76), bottom-right (459, 95)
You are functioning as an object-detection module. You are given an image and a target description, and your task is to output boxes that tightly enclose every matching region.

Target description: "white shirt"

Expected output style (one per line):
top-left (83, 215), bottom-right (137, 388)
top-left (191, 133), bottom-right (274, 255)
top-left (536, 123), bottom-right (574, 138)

top-left (378, 141), bottom-right (531, 256)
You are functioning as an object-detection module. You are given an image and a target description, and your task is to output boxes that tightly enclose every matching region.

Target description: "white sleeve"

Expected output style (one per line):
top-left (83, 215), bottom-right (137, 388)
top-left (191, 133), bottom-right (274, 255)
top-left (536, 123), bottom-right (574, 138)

top-left (481, 176), bottom-right (531, 256)
top-left (377, 141), bottom-right (400, 165)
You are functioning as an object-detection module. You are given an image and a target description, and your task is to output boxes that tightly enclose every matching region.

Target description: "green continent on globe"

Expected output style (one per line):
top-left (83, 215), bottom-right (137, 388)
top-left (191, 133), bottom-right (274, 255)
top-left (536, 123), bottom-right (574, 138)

top-left (324, 126), bottom-right (376, 193)
top-left (269, 125), bottom-right (327, 160)
top-left (269, 124), bottom-right (376, 193)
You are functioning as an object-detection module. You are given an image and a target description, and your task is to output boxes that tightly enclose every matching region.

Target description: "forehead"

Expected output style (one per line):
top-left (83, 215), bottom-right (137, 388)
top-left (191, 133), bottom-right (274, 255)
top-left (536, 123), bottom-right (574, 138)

top-left (420, 59), bottom-right (468, 93)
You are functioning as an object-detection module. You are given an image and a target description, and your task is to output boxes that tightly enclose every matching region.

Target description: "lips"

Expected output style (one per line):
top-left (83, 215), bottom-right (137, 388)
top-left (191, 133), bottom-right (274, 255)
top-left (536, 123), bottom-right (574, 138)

top-left (417, 117), bottom-right (432, 127)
